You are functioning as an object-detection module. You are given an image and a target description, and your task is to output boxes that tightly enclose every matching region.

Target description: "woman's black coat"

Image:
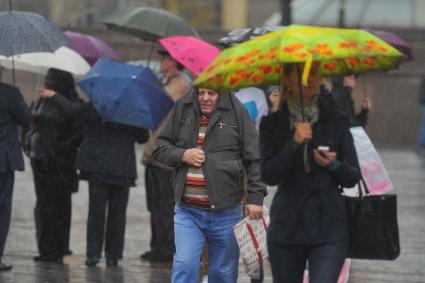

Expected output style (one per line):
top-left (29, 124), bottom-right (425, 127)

top-left (49, 94), bottom-right (149, 185)
top-left (259, 99), bottom-right (361, 245)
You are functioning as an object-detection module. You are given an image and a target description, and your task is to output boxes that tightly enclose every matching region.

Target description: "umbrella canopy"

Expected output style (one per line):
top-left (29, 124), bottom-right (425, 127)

top-left (0, 46), bottom-right (91, 76)
top-left (159, 36), bottom-right (221, 76)
top-left (78, 58), bottom-right (174, 129)
top-left (103, 7), bottom-right (198, 41)
top-left (0, 10), bottom-right (68, 56)
top-left (195, 25), bottom-right (404, 91)
top-left (367, 29), bottom-right (413, 62)
top-left (217, 26), bottom-right (284, 47)
top-left (65, 31), bottom-right (121, 66)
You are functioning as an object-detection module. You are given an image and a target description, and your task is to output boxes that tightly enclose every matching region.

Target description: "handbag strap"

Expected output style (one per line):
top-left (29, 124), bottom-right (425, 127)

top-left (356, 177), bottom-right (370, 198)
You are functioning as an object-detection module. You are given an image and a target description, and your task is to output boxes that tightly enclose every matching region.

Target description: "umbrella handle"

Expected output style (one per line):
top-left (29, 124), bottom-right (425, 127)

top-left (296, 64), bottom-right (306, 122)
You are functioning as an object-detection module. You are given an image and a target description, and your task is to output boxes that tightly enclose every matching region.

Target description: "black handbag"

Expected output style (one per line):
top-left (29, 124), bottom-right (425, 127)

top-left (344, 179), bottom-right (400, 260)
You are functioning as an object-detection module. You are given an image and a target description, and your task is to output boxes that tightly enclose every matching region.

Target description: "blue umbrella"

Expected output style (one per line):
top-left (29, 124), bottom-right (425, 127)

top-left (78, 58), bottom-right (174, 129)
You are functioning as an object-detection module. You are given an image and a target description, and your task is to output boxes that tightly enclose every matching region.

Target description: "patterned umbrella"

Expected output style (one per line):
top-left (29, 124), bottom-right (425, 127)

top-left (195, 25), bottom-right (404, 91)
top-left (367, 29), bottom-right (413, 62)
top-left (0, 10), bottom-right (68, 57)
top-left (103, 7), bottom-right (198, 42)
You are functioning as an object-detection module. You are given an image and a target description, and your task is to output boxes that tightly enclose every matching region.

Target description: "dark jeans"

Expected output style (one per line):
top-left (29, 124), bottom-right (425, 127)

top-left (31, 160), bottom-right (74, 257)
top-left (0, 170), bottom-right (14, 257)
top-left (146, 165), bottom-right (175, 256)
top-left (86, 182), bottom-right (130, 260)
top-left (268, 241), bottom-right (347, 283)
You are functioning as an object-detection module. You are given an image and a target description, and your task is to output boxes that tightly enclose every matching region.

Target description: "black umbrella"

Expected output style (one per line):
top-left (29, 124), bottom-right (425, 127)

top-left (217, 26), bottom-right (284, 47)
top-left (0, 10), bottom-right (68, 57)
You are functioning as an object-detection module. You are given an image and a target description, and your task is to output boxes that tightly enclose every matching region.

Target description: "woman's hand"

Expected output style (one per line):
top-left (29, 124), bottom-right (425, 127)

top-left (313, 149), bottom-right (336, 167)
top-left (294, 122), bottom-right (312, 144)
top-left (37, 88), bottom-right (56, 98)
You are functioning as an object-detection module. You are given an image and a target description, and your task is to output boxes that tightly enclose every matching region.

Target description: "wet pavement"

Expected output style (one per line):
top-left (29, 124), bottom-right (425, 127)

top-left (1, 145), bottom-right (424, 282)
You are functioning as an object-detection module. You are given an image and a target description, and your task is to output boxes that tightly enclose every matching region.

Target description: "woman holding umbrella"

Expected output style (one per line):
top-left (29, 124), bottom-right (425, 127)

top-left (259, 62), bottom-right (361, 283)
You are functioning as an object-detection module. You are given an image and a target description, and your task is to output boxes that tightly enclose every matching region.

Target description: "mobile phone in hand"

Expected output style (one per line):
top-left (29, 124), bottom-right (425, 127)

top-left (317, 146), bottom-right (330, 157)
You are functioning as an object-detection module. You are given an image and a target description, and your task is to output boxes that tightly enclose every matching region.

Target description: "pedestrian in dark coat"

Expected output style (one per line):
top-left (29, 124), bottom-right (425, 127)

top-left (259, 63), bottom-right (361, 283)
top-left (39, 87), bottom-right (149, 267)
top-left (331, 76), bottom-right (371, 127)
top-left (27, 68), bottom-right (82, 263)
top-left (0, 68), bottom-right (31, 271)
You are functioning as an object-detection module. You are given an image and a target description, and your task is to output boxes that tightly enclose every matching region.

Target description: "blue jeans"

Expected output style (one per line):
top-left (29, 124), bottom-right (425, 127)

top-left (172, 204), bottom-right (242, 283)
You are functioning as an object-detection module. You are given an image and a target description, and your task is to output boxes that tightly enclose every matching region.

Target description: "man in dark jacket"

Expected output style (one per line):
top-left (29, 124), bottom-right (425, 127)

top-left (152, 88), bottom-right (266, 283)
top-left (0, 70), bottom-right (31, 271)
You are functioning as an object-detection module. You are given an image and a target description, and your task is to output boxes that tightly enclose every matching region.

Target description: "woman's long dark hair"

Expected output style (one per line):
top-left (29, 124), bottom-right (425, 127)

top-left (45, 68), bottom-right (78, 99)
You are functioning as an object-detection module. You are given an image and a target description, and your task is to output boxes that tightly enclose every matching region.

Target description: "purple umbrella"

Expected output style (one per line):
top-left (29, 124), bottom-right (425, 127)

top-left (65, 31), bottom-right (121, 66)
top-left (367, 29), bottom-right (413, 62)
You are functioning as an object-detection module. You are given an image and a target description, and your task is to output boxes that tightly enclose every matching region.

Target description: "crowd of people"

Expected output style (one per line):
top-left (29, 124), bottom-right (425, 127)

top-left (0, 49), bottom-right (375, 283)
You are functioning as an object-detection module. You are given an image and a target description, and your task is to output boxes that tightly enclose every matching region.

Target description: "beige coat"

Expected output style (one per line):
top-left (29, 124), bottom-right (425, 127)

top-left (142, 71), bottom-right (191, 168)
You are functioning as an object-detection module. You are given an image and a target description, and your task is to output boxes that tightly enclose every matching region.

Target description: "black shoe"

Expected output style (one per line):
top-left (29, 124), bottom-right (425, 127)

top-left (106, 258), bottom-right (118, 266)
top-left (140, 250), bottom-right (154, 260)
top-left (0, 262), bottom-right (12, 272)
top-left (33, 255), bottom-right (63, 263)
top-left (85, 257), bottom-right (99, 267)
top-left (148, 253), bottom-right (173, 263)
top-left (63, 250), bottom-right (73, 256)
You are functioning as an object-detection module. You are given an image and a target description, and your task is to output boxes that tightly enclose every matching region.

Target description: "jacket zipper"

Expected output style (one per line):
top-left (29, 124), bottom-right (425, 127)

top-left (218, 122), bottom-right (237, 129)
top-left (234, 159), bottom-right (242, 188)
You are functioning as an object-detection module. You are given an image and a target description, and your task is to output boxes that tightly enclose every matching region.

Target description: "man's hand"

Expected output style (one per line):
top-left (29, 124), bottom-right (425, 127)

top-left (294, 122), bottom-right (312, 144)
top-left (313, 149), bottom-right (336, 167)
top-left (181, 148), bottom-right (205, 167)
top-left (37, 88), bottom-right (56, 98)
top-left (245, 204), bottom-right (263, 220)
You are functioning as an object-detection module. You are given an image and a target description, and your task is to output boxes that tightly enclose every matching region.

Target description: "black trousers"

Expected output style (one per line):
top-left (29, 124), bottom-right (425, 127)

top-left (31, 160), bottom-right (74, 258)
top-left (145, 165), bottom-right (175, 256)
top-left (86, 182), bottom-right (130, 260)
top-left (268, 241), bottom-right (347, 283)
top-left (0, 170), bottom-right (14, 257)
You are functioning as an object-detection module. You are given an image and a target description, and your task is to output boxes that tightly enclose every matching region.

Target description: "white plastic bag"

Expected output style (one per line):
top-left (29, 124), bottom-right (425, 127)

top-left (233, 206), bottom-right (269, 277)
top-left (350, 126), bottom-right (393, 194)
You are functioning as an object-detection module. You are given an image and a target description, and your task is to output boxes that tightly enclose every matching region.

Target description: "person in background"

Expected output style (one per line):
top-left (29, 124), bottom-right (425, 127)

top-left (331, 75), bottom-right (372, 128)
top-left (417, 75), bottom-right (425, 156)
top-left (153, 88), bottom-right (266, 283)
top-left (0, 67), bottom-right (31, 271)
top-left (266, 86), bottom-right (281, 113)
top-left (27, 68), bottom-right (82, 263)
top-left (38, 87), bottom-right (149, 267)
top-left (140, 49), bottom-right (191, 263)
top-left (260, 62), bottom-right (361, 283)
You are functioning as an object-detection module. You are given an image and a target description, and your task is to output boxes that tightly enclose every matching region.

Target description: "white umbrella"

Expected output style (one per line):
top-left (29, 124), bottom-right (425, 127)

top-left (0, 46), bottom-right (91, 76)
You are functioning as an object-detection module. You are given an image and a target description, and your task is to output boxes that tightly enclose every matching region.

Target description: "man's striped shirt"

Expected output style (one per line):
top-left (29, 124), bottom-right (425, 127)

top-left (183, 116), bottom-right (209, 208)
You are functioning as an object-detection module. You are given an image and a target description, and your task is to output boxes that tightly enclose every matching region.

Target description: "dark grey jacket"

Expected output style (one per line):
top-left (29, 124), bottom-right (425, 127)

top-left (152, 89), bottom-right (266, 210)
top-left (49, 94), bottom-right (149, 181)
top-left (0, 83), bottom-right (31, 172)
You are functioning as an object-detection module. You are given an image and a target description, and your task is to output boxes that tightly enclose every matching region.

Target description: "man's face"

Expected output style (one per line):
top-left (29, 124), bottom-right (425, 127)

top-left (198, 88), bottom-right (218, 115)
